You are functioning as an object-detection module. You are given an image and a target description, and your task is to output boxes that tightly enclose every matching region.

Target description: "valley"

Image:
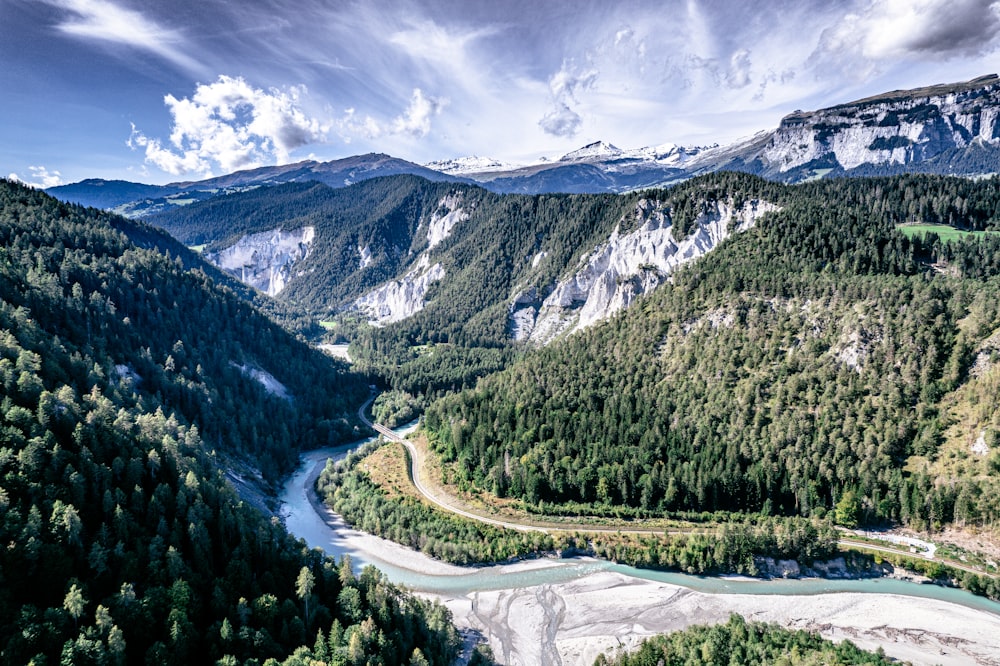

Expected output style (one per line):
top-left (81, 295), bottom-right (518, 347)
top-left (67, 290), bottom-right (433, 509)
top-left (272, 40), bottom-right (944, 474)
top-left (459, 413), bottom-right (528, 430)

top-left (11, 70), bottom-right (1000, 666)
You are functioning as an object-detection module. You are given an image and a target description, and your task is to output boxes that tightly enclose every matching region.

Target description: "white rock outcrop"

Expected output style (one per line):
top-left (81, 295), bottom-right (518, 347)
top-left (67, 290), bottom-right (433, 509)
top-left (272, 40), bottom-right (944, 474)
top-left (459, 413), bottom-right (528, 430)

top-left (358, 244), bottom-right (373, 270)
top-left (207, 226), bottom-right (314, 296)
top-left (352, 254), bottom-right (445, 326)
top-left (231, 362), bottom-right (290, 401)
top-left (425, 194), bottom-right (469, 249)
top-left (513, 198), bottom-right (778, 344)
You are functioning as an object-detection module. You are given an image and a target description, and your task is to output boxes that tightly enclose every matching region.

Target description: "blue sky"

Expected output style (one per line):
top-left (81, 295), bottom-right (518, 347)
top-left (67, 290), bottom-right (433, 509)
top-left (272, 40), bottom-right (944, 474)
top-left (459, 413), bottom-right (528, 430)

top-left (5, 0), bottom-right (1000, 186)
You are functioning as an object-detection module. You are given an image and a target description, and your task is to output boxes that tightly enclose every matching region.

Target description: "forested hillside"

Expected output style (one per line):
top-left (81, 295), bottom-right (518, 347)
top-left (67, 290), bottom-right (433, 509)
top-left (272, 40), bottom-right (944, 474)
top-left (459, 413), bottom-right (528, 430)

top-left (149, 176), bottom-right (633, 392)
top-left (423, 173), bottom-right (1000, 532)
top-left (0, 180), bottom-right (459, 664)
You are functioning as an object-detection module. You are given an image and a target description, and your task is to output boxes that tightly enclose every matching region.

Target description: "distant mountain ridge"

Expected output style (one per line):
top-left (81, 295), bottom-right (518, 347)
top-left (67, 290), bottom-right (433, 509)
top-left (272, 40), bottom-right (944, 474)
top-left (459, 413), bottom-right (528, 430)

top-left (46, 74), bottom-right (1000, 211)
top-left (47, 153), bottom-right (468, 217)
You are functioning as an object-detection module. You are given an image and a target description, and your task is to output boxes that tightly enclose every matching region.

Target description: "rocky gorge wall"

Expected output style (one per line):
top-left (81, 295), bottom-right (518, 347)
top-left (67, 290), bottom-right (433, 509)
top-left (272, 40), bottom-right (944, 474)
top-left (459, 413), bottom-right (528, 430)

top-left (511, 197), bottom-right (780, 344)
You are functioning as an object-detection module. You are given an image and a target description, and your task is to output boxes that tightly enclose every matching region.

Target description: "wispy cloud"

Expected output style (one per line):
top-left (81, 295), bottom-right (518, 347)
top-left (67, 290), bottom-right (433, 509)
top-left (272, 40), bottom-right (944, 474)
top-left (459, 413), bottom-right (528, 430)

top-left (8, 166), bottom-right (64, 189)
top-left (41, 0), bottom-right (203, 73)
top-left (128, 76), bottom-right (327, 176)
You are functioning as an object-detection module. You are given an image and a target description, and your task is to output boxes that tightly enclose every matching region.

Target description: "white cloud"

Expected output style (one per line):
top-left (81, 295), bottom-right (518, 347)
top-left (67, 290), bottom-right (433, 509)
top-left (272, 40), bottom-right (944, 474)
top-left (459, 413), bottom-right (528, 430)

top-left (8, 167), bottom-right (64, 189)
top-left (335, 89), bottom-right (446, 142)
top-left (812, 0), bottom-right (1000, 78)
top-left (392, 88), bottom-right (447, 137)
top-left (539, 61), bottom-right (599, 137)
top-left (128, 76), bottom-right (328, 176)
top-left (725, 49), bottom-right (753, 89)
top-left (42, 0), bottom-right (202, 73)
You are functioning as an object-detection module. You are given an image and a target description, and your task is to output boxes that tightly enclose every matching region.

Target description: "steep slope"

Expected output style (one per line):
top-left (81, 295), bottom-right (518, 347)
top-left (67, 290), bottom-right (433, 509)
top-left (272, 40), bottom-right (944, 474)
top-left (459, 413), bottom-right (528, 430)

top-left (145, 174), bottom-right (796, 402)
top-left (0, 179), bottom-right (459, 665)
top-left (423, 174), bottom-right (1000, 534)
top-left (691, 74), bottom-right (1000, 181)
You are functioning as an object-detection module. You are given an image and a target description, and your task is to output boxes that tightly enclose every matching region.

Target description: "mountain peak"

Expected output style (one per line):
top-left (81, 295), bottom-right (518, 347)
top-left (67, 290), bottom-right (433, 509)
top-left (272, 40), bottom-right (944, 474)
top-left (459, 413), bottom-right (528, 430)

top-left (559, 141), bottom-right (623, 161)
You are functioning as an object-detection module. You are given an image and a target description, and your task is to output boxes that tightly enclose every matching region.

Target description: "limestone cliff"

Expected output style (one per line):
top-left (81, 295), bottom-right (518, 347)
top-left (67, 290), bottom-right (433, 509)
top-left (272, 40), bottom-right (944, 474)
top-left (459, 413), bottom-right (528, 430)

top-left (512, 198), bottom-right (779, 344)
top-left (206, 226), bottom-right (314, 296)
top-left (690, 74), bottom-right (1000, 180)
top-left (351, 253), bottom-right (445, 326)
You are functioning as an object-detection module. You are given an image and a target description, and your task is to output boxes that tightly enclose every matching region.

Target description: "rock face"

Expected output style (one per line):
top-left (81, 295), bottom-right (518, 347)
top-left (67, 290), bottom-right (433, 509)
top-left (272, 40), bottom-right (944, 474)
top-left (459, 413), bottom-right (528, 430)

top-left (206, 227), bottom-right (314, 296)
top-left (692, 74), bottom-right (1000, 180)
top-left (513, 198), bottom-right (779, 344)
top-left (351, 194), bottom-right (467, 325)
top-left (425, 193), bottom-right (470, 249)
top-left (351, 254), bottom-right (445, 326)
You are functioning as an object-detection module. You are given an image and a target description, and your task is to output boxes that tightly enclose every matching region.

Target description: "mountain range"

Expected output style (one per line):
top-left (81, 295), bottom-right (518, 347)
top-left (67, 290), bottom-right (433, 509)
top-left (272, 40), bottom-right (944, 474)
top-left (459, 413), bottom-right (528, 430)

top-left (48, 74), bottom-right (1000, 215)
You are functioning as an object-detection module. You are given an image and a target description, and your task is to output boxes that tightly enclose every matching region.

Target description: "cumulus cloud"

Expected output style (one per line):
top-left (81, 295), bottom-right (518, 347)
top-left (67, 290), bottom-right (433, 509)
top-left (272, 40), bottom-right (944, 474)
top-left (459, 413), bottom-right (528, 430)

top-left (539, 61), bottom-right (598, 137)
top-left (392, 88), bottom-right (448, 137)
top-left (8, 167), bottom-right (64, 189)
top-left (812, 0), bottom-right (1000, 77)
top-left (41, 0), bottom-right (201, 73)
top-left (128, 75), bottom-right (327, 176)
top-left (335, 89), bottom-right (446, 142)
top-left (539, 104), bottom-right (584, 138)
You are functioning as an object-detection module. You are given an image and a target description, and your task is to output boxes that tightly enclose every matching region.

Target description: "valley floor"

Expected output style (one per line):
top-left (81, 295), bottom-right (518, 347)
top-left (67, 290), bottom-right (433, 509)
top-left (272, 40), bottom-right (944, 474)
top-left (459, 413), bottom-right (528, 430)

top-left (430, 569), bottom-right (1000, 666)
top-left (285, 439), bottom-right (1000, 666)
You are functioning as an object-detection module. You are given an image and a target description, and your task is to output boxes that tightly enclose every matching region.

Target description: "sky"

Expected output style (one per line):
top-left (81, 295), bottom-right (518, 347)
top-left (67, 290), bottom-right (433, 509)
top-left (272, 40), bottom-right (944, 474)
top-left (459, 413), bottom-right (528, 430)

top-left (4, 0), bottom-right (1000, 186)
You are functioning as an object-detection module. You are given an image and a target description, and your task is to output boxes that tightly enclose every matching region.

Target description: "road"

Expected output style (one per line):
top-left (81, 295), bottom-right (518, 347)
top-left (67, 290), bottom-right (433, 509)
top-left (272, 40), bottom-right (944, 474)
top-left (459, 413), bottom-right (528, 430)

top-left (357, 402), bottom-right (997, 579)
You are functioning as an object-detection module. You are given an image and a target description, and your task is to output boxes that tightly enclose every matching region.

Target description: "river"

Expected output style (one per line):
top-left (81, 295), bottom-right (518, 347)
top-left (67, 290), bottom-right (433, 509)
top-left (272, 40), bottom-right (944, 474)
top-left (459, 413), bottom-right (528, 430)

top-left (280, 434), bottom-right (1000, 665)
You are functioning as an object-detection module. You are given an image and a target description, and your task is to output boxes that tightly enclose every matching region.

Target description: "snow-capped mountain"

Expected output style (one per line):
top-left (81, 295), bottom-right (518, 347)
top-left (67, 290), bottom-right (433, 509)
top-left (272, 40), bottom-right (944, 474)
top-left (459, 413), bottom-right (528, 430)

top-left (423, 155), bottom-right (523, 175)
top-left (559, 141), bottom-right (625, 161)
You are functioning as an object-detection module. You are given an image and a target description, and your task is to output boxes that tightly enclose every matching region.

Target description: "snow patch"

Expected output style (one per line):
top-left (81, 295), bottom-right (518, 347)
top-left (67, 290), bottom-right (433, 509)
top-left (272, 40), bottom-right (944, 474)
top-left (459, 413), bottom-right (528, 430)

top-left (424, 156), bottom-right (522, 175)
top-left (514, 198), bottom-right (779, 344)
top-left (207, 226), bottom-right (314, 296)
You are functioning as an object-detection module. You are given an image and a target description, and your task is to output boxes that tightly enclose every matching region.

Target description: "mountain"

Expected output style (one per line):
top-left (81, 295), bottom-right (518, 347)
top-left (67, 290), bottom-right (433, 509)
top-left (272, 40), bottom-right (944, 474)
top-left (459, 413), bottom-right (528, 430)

top-left (47, 153), bottom-right (468, 218)
top-left (457, 140), bottom-right (702, 194)
top-left (0, 179), bottom-right (459, 664)
top-left (423, 155), bottom-right (521, 175)
top-left (689, 73), bottom-right (1000, 181)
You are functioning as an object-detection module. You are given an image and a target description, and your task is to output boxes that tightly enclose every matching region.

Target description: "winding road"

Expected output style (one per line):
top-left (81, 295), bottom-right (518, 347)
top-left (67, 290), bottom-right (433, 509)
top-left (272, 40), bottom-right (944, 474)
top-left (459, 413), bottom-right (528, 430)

top-left (357, 399), bottom-right (997, 580)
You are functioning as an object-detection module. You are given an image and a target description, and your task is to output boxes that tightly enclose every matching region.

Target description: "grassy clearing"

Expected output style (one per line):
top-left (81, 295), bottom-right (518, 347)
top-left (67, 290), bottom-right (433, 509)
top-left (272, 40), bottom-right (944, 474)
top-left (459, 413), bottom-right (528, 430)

top-left (188, 244), bottom-right (206, 253)
top-left (360, 441), bottom-right (425, 503)
top-left (318, 320), bottom-right (338, 330)
top-left (896, 223), bottom-right (1000, 242)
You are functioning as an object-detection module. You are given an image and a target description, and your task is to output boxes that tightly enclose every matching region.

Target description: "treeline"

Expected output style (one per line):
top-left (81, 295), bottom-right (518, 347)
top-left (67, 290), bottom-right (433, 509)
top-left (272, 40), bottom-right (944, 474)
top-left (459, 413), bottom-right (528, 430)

top-left (422, 172), bottom-right (1000, 532)
top-left (590, 519), bottom-right (839, 576)
top-left (0, 180), bottom-right (457, 664)
top-left (594, 614), bottom-right (897, 666)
